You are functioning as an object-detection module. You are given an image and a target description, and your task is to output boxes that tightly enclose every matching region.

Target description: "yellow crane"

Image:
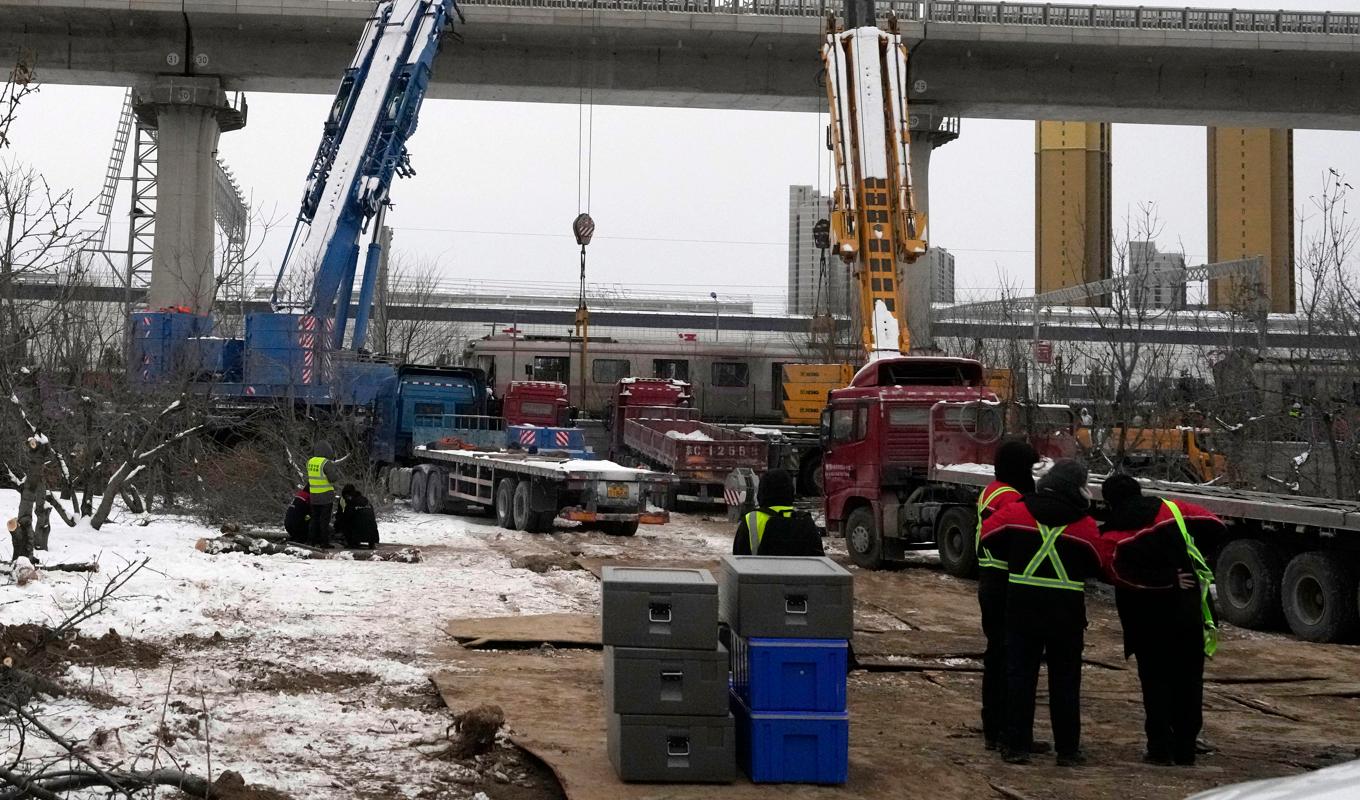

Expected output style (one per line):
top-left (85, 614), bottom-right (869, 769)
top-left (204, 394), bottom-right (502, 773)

top-left (783, 8), bottom-right (928, 424)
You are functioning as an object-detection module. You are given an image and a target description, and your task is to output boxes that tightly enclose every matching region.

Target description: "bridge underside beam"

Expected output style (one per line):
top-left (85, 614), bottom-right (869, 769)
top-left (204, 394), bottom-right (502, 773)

top-left (0, 6), bottom-right (1357, 128)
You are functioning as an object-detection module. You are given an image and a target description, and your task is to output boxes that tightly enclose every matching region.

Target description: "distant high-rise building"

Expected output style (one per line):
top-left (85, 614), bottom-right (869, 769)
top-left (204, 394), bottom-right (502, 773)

top-left (902, 247), bottom-right (956, 350)
top-left (1128, 240), bottom-right (1187, 310)
top-left (786, 186), bottom-right (851, 316)
top-left (1207, 128), bottom-right (1294, 313)
top-left (1035, 121), bottom-right (1112, 301)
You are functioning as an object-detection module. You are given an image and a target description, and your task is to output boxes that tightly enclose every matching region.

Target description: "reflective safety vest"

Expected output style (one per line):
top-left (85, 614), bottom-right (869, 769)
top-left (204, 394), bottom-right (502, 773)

top-left (307, 457), bottom-right (334, 497)
top-left (976, 485), bottom-right (1020, 571)
top-left (1009, 522), bottom-right (1084, 591)
top-left (745, 506), bottom-right (795, 554)
top-left (1163, 500), bottom-right (1220, 658)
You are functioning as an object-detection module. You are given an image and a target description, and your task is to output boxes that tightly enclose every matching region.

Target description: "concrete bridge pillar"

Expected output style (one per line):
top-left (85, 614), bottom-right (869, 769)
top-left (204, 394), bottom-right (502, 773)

top-left (133, 76), bottom-right (247, 315)
top-left (906, 113), bottom-right (960, 229)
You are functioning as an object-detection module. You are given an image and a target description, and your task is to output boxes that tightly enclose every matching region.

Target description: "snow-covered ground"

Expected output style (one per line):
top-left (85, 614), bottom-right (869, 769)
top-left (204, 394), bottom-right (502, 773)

top-left (0, 490), bottom-right (736, 798)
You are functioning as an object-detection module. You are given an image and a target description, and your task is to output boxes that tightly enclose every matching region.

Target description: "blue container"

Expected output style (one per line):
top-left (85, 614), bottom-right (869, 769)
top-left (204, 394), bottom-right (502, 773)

top-left (732, 636), bottom-right (847, 712)
top-left (732, 693), bottom-right (848, 785)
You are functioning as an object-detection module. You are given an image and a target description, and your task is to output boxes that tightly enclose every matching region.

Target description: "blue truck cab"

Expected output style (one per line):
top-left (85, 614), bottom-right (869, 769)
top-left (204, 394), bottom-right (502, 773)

top-left (371, 365), bottom-right (491, 464)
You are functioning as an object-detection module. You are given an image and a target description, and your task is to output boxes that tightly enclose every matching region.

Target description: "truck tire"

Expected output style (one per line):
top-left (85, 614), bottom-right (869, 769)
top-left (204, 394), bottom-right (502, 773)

top-left (845, 506), bottom-right (884, 570)
top-left (1282, 552), bottom-right (1360, 643)
top-left (512, 480), bottom-right (554, 533)
top-left (495, 478), bottom-right (517, 529)
top-left (935, 506), bottom-right (978, 579)
top-left (600, 520), bottom-right (639, 537)
top-left (410, 470), bottom-right (429, 514)
top-left (426, 469), bottom-right (447, 515)
top-left (1215, 539), bottom-right (1284, 630)
top-left (798, 451), bottom-right (824, 497)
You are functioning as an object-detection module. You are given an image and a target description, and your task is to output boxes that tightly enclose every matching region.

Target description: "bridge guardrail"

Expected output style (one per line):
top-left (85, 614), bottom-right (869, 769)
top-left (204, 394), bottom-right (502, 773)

top-left (458, 0), bottom-right (1360, 34)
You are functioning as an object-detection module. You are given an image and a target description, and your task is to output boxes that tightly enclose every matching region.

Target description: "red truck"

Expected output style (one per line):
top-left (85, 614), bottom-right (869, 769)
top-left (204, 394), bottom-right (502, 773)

top-left (822, 356), bottom-right (1077, 572)
top-left (502, 381), bottom-right (571, 427)
top-left (609, 378), bottom-right (768, 507)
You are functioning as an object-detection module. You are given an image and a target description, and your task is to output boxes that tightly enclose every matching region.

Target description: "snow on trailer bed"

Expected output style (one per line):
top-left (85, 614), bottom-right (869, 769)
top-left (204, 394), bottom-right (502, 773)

top-left (415, 446), bottom-right (668, 482)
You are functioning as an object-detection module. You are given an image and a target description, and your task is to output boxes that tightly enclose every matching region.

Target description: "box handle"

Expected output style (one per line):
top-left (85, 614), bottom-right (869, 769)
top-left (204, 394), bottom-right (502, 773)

top-left (660, 671), bottom-right (684, 683)
top-left (786, 594), bottom-right (809, 615)
top-left (649, 603), bottom-right (672, 623)
top-left (666, 736), bottom-right (691, 757)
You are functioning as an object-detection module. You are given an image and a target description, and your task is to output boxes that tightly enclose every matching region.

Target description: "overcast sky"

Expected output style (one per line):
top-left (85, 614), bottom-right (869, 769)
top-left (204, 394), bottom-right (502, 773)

top-left (7, 0), bottom-right (1360, 313)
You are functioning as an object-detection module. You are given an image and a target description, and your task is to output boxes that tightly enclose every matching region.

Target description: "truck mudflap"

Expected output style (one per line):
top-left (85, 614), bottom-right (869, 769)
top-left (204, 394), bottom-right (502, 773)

top-left (562, 508), bottom-right (669, 525)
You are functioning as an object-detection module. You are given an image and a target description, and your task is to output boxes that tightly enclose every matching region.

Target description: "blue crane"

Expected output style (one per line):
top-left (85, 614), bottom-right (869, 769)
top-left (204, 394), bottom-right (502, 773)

top-left (129, 0), bottom-right (490, 464)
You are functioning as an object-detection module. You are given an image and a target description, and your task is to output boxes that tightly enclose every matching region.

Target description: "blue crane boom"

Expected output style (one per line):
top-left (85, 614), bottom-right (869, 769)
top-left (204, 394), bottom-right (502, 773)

top-left (274, 0), bottom-right (459, 351)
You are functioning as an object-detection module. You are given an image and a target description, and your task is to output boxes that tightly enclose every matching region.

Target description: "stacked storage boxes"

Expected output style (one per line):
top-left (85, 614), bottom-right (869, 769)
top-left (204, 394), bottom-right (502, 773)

top-left (601, 567), bottom-right (735, 783)
top-left (720, 555), bottom-right (853, 785)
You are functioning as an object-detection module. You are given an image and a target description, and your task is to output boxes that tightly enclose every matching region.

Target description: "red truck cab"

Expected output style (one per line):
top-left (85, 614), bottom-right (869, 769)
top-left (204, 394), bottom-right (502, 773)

top-left (822, 356), bottom-right (998, 569)
top-left (503, 381), bottom-right (571, 427)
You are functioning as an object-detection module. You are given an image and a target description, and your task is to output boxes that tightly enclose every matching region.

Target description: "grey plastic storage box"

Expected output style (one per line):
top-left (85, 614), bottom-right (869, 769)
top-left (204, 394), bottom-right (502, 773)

top-left (601, 567), bottom-right (719, 650)
top-left (604, 644), bottom-right (730, 716)
top-left (719, 556), bottom-right (854, 639)
top-left (607, 711), bottom-right (736, 783)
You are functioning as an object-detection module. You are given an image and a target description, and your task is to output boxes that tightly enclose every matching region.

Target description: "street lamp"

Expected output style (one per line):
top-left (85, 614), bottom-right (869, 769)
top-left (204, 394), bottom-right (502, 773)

top-left (710, 291), bottom-right (720, 342)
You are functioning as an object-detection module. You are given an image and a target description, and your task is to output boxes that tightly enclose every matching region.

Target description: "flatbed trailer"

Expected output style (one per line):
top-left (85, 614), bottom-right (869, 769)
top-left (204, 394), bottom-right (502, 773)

top-left (399, 446), bottom-right (671, 537)
top-left (932, 463), bottom-right (1360, 644)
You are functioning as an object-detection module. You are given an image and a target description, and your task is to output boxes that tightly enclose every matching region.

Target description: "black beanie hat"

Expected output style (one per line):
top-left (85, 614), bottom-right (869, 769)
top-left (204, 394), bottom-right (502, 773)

top-left (1038, 459), bottom-right (1090, 508)
top-left (758, 469), bottom-right (796, 507)
top-left (994, 439), bottom-right (1040, 493)
top-left (1102, 474), bottom-right (1143, 509)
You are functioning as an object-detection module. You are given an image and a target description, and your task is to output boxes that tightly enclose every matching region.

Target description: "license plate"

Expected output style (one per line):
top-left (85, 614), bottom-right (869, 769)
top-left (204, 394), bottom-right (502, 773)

top-left (607, 483), bottom-right (628, 499)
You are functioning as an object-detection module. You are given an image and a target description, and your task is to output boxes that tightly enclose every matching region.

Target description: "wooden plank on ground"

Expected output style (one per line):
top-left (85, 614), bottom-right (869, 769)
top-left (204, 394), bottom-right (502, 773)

top-left (444, 613), bottom-right (601, 649)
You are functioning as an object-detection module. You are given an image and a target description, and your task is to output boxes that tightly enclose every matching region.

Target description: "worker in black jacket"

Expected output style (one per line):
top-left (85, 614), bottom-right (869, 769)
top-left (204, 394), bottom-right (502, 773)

top-left (1100, 474), bottom-right (1225, 767)
top-left (284, 488), bottom-right (311, 543)
top-left (976, 440), bottom-right (1045, 754)
top-left (981, 459), bottom-right (1108, 767)
top-left (335, 484), bottom-right (381, 549)
top-left (732, 470), bottom-right (824, 557)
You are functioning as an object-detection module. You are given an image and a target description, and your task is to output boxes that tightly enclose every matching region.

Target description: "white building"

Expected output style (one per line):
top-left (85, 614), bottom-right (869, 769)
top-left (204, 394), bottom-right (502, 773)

top-left (786, 185), bottom-right (851, 316)
top-left (1129, 240), bottom-right (1188, 310)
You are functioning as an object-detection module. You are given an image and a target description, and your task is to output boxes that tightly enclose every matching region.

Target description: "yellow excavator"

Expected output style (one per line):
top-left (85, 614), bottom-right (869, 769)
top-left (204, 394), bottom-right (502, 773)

top-left (783, 6), bottom-right (928, 424)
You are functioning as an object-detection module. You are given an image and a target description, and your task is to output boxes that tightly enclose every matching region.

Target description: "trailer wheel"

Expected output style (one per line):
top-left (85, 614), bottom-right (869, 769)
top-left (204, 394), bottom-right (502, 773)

top-left (512, 480), bottom-right (554, 533)
top-left (798, 451), bottom-right (824, 497)
top-left (410, 470), bottom-right (429, 514)
top-left (600, 520), bottom-right (639, 537)
top-left (1215, 539), bottom-right (1284, 630)
top-left (1282, 552), bottom-right (1360, 643)
top-left (495, 478), bottom-right (517, 529)
top-left (425, 469), bottom-right (447, 515)
top-left (845, 507), bottom-right (883, 570)
top-left (936, 506), bottom-right (978, 579)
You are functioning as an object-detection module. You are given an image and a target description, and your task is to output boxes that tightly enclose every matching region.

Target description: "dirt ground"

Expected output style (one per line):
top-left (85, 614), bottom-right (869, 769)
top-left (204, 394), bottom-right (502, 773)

top-left (439, 517), bottom-right (1360, 800)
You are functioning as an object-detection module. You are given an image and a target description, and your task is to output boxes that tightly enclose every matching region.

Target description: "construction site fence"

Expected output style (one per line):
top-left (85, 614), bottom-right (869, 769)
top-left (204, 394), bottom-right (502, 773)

top-left (461, 0), bottom-right (1360, 34)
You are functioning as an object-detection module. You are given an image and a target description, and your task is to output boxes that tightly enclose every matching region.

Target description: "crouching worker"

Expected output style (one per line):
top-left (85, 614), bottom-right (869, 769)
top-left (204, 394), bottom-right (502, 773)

top-left (732, 469), bottom-right (823, 557)
top-left (335, 484), bottom-right (380, 549)
top-left (284, 488), bottom-right (311, 543)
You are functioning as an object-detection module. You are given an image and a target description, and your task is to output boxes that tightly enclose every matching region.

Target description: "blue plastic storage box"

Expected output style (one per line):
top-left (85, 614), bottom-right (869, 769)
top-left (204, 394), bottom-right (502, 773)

top-left (731, 636), bottom-right (848, 712)
top-left (732, 693), bottom-right (849, 785)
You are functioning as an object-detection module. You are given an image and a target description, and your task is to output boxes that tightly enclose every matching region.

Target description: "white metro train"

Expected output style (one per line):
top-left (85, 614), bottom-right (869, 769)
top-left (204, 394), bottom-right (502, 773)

top-left (464, 334), bottom-right (812, 422)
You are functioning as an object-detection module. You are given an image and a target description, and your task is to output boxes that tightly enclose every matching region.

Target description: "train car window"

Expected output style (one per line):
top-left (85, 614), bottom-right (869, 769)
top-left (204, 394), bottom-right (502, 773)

top-left (712, 361), bottom-right (749, 388)
top-left (592, 358), bottom-right (631, 384)
top-left (653, 359), bottom-right (689, 381)
top-left (532, 356), bottom-right (570, 384)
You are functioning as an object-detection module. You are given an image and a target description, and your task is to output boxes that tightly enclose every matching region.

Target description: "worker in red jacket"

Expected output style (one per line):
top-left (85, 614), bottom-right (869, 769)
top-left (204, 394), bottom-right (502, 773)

top-left (1100, 474), bottom-right (1224, 767)
top-left (981, 459), bottom-right (1106, 767)
top-left (975, 439), bottom-right (1045, 754)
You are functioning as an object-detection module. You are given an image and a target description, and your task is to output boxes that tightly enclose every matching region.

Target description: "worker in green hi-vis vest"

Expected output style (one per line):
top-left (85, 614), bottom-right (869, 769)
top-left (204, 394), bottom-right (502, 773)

top-left (1100, 474), bottom-right (1226, 768)
top-left (306, 440), bottom-right (342, 549)
top-left (731, 470), bottom-right (823, 557)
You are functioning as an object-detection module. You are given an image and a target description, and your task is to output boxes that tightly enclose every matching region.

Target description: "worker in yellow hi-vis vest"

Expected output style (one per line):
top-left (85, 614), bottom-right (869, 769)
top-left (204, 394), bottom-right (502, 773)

top-left (1100, 474), bottom-right (1226, 767)
top-left (976, 440), bottom-right (1043, 755)
top-left (732, 470), bottom-right (823, 557)
top-left (981, 459), bottom-right (1106, 767)
top-left (306, 440), bottom-right (342, 549)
